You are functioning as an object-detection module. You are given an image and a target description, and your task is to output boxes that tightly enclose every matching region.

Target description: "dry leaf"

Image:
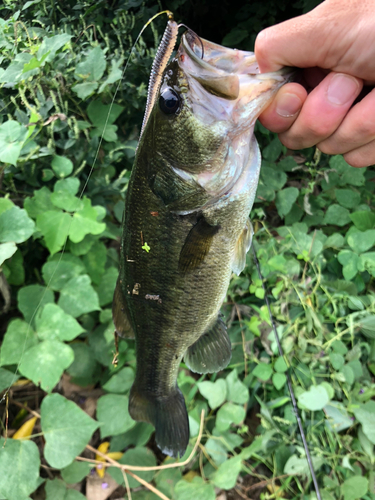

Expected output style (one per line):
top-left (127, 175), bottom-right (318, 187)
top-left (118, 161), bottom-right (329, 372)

top-left (13, 416), bottom-right (38, 440)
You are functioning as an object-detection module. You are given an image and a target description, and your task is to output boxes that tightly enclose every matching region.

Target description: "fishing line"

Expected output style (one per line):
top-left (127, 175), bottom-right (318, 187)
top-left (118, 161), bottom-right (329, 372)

top-left (0, 10), bottom-right (176, 406)
top-left (251, 242), bottom-right (322, 500)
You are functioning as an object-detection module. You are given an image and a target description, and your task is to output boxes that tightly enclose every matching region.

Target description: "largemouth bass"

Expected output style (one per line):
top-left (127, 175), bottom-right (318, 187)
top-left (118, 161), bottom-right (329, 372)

top-left (113, 26), bottom-right (290, 457)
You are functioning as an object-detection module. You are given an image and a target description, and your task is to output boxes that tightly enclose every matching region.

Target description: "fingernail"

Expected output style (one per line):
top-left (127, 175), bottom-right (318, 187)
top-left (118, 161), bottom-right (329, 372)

top-left (276, 93), bottom-right (302, 117)
top-left (327, 74), bottom-right (359, 105)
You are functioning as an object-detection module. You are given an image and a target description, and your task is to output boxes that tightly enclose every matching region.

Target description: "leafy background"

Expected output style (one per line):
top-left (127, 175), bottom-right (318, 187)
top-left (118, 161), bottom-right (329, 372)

top-left (0, 1), bottom-right (374, 500)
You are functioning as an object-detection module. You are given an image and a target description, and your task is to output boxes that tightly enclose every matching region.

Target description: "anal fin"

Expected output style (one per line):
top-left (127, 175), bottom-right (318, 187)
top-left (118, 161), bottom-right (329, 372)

top-left (112, 278), bottom-right (135, 338)
top-left (184, 316), bottom-right (231, 374)
top-left (232, 218), bottom-right (253, 275)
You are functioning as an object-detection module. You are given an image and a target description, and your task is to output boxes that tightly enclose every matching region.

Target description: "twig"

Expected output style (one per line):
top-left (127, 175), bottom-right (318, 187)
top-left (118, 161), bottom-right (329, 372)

top-left (122, 470), bottom-right (132, 500)
top-left (244, 474), bottom-right (291, 491)
top-left (86, 409), bottom-right (205, 472)
top-left (9, 401), bottom-right (41, 419)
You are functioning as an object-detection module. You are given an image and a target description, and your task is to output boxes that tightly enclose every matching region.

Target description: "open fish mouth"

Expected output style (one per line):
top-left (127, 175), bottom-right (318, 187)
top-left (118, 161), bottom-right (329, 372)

top-left (178, 31), bottom-right (293, 121)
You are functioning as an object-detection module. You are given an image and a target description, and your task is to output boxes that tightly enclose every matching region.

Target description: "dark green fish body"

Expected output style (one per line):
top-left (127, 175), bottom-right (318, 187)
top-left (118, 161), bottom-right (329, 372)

top-left (113, 34), bottom-right (290, 457)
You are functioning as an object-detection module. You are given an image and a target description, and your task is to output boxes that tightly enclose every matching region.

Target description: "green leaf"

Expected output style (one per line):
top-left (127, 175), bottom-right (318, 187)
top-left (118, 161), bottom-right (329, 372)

top-left (216, 402), bottom-right (246, 432)
top-left (18, 284), bottom-right (54, 323)
top-left (274, 357), bottom-right (288, 373)
top-left (42, 254), bottom-right (85, 291)
top-left (341, 476), bottom-right (369, 500)
top-left (41, 393), bottom-right (99, 468)
top-left (45, 478), bottom-right (86, 500)
top-left (324, 402), bottom-right (353, 432)
top-left (155, 468), bottom-right (183, 499)
top-left (329, 352), bottom-right (345, 370)
top-left (253, 362), bottom-right (273, 381)
top-left (69, 198), bottom-right (105, 243)
top-left (338, 250), bottom-right (359, 280)
top-left (74, 46), bottom-right (106, 82)
top-left (87, 100), bottom-right (124, 126)
top-left (109, 447), bottom-right (156, 487)
top-left (335, 189), bottom-right (361, 209)
top-left (324, 232), bottom-right (345, 249)
top-left (24, 187), bottom-right (55, 218)
top-left (61, 461), bottom-right (91, 484)
top-left (96, 267), bottom-right (118, 307)
top-left (272, 372), bottom-right (287, 390)
top-left (82, 240), bottom-right (106, 284)
top-left (37, 211), bottom-right (71, 255)
top-left (175, 477), bottom-right (216, 500)
top-left (110, 422), bottom-right (154, 450)
top-left (55, 177), bottom-right (80, 195)
top-left (226, 369), bottom-right (248, 404)
top-left (0, 198), bottom-right (14, 216)
top-left (284, 453), bottom-right (324, 475)
top-left (221, 27), bottom-right (248, 46)
top-left (98, 58), bottom-right (123, 93)
top-left (358, 252), bottom-right (375, 277)
top-left (58, 274), bottom-right (100, 318)
top-left (261, 166), bottom-right (287, 190)
top-left (353, 401), bottom-right (375, 444)
top-left (275, 187), bottom-right (299, 218)
top-left (358, 314), bottom-right (375, 339)
top-left (37, 34), bottom-right (72, 62)
top-left (19, 340), bottom-right (74, 392)
top-left (0, 241), bottom-right (17, 266)
top-left (298, 385), bottom-right (330, 411)
top-left (66, 343), bottom-right (100, 386)
top-left (35, 303), bottom-right (84, 341)
top-left (103, 366), bottom-right (135, 393)
top-left (205, 437), bottom-right (228, 465)
top-left (0, 120), bottom-right (28, 165)
top-left (211, 455), bottom-right (242, 490)
top-left (5, 248), bottom-right (25, 286)
top-left (0, 367), bottom-right (19, 391)
top-left (324, 204), bottom-right (351, 226)
top-left (0, 438), bottom-right (40, 500)
top-left (0, 319), bottom-right (38, 366)
top-left (72, 82), bottom-right (98, 99)
top-left (262, 137), bottom-right (283, 162)
top-left (51, 155), bottom-right (73, 178)
top-left (197, 379), bottom-right (227, 409)
top-left (347, 229), bottom-right (375, 253)
top-left (97, 394), bottom-right (136, 437)
top-left (0, 206), bottom-right (35, 243)
top-left (329, 155), bottom-right (366, 186)
top-left (350, 211), bottom-right (375, 231)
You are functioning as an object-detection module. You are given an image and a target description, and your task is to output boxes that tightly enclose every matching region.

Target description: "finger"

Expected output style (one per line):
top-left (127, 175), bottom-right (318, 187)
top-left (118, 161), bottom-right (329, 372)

top-left (254, 3), bottom-right (335, 73)
top-left (318, 87), bottom-right (375, 154)
top-left (278, 72), bottom-right (363, 150)
top-left (344, 139), bottom-right (375, 168)
top-left (258, 83), bottom-right (307, 133)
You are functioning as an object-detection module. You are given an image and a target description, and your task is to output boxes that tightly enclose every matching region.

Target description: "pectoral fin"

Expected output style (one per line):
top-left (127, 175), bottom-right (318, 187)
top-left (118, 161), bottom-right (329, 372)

top-left (112, 279), bottom-right (135, 339)
top-left (178, 217), bottom-right (220, 274)
top-left (184, 316), bottom-right (231, 374)
top-left (232, 218), bottom-right (253, 275)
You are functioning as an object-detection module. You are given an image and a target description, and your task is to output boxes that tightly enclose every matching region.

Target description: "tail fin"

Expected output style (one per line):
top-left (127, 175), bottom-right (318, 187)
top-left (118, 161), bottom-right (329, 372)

top-left (129, 385), bottom-right (189, 458)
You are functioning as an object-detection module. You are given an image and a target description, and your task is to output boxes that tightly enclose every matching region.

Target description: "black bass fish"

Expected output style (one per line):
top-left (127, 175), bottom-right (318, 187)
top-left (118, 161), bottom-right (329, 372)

top-left (113, 25), bottom-right (290, 457)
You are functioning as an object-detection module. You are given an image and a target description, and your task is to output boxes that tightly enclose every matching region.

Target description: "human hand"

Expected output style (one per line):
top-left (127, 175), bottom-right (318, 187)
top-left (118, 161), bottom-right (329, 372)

top-left (255, 0), bottom-right (375, 167)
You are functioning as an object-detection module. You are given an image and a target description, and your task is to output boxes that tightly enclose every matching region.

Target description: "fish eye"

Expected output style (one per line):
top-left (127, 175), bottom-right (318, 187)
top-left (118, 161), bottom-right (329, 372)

top-left (159, 88), bottom-right (181, 115)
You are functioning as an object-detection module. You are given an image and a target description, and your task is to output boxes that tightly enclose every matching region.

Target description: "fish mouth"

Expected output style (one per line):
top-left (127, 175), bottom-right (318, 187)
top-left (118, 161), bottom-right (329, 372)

top-left (179, 31), bottom-right (293, 103)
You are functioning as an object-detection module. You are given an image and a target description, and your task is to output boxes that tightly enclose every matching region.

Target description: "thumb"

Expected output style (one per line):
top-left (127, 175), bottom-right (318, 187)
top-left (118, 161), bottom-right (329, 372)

top-left (254, 3), bottom-right (334, 73)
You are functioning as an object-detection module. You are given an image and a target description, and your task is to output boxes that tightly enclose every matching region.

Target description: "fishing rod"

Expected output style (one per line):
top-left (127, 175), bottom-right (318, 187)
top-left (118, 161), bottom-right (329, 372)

top-left (252, 243), bottom-right (322, 500)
